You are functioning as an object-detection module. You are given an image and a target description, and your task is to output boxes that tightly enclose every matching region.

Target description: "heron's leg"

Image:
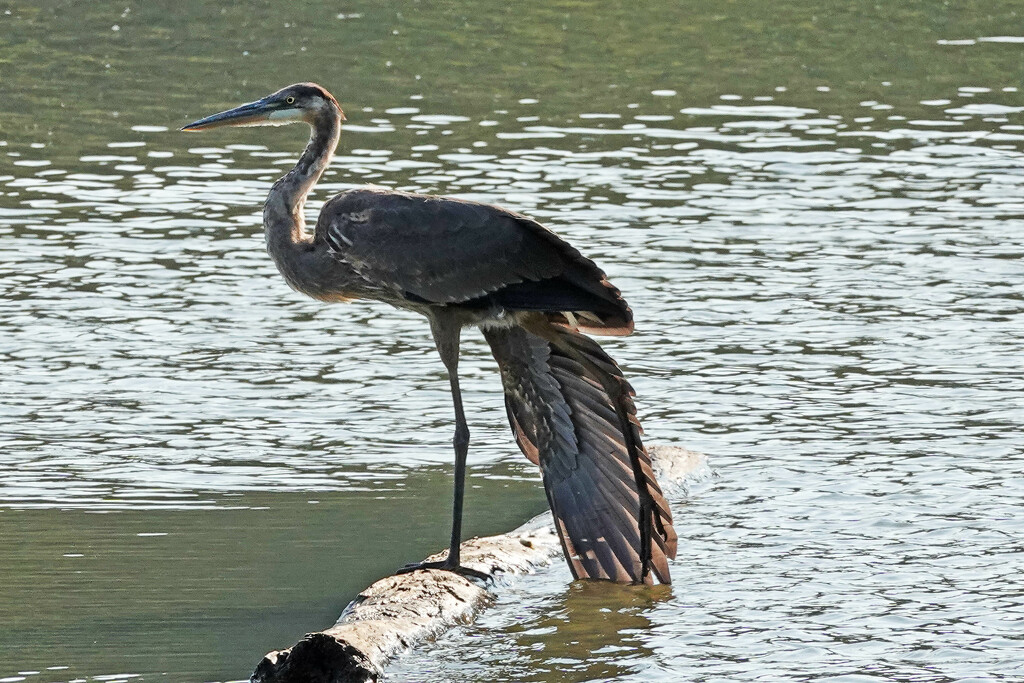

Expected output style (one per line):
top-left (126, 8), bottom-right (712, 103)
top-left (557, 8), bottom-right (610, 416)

top-left (397, 313), bottom-right (489, 582)
top-left (433, 315), bottom-right (470, 566)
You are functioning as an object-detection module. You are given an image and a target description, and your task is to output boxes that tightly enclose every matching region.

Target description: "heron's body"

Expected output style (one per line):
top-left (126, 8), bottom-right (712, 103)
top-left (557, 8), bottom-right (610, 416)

top-left (184, 83), bottom-right (677, 584)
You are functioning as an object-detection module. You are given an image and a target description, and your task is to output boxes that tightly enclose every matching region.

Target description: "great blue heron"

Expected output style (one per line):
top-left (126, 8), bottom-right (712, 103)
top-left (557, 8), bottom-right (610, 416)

top-left (182, 83), bottom-right (677, 584)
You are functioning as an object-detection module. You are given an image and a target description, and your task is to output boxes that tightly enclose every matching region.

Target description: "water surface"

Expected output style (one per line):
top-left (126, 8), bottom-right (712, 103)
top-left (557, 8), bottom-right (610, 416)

top-left (2, 1), bottom-right (1023, 681)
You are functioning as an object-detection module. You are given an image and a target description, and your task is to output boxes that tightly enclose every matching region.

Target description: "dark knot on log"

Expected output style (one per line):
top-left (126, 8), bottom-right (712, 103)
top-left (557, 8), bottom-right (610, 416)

top-left (251, 633), bottom-right (378, 683)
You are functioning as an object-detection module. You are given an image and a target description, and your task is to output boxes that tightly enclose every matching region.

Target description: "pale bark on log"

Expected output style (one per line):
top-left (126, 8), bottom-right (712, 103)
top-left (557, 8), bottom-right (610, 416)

top-left (249, 445), bottom-right (707, 683)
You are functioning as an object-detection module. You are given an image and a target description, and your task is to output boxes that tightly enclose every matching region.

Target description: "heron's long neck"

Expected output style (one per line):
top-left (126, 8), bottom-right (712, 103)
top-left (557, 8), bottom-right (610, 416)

top-left (264, 112), bottom-right (341, 258)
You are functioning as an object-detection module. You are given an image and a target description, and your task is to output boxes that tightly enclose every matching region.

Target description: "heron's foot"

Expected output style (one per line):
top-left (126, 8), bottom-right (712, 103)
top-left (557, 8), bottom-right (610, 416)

top-left (397, 559), bottom-right (491, 582)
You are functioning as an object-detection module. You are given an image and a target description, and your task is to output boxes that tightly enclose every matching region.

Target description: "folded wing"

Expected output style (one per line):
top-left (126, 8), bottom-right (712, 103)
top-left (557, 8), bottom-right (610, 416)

top-left (316, 189), bottom-right (632, 334)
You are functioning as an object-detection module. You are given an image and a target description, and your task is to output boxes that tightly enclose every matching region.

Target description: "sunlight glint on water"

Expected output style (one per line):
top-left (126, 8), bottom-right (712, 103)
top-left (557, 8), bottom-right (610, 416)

top-left (2, 1), bottom-right (1024, 681)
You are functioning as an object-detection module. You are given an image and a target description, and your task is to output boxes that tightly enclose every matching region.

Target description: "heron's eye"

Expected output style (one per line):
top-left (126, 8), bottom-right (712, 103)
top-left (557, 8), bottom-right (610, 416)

top-left (286, 96), bottom-right (296, 105)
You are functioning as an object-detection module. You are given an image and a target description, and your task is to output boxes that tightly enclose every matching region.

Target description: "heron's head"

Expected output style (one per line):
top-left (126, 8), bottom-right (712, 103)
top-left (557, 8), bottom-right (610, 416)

top-left (181, 83), bottom-right (344, 132)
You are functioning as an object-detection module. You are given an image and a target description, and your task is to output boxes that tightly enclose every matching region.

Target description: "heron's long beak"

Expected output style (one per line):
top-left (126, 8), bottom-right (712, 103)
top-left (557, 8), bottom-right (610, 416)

top-left (181, 97), bottom-right (295, 131)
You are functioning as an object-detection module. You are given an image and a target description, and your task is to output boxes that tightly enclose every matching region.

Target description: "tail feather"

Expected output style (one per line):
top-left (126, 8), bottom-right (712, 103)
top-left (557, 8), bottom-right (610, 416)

top-left (484, 322), bottom-right (677, 585)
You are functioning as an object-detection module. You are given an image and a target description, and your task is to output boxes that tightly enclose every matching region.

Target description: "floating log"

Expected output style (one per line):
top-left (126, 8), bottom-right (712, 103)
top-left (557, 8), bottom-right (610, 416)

top-left (249, 445), bottom-right (708, 683)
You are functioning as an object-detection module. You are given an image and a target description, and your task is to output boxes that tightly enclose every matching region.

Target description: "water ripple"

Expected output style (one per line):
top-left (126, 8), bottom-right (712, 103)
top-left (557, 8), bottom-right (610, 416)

top-left (2, 77), bottom-right (1023, 681)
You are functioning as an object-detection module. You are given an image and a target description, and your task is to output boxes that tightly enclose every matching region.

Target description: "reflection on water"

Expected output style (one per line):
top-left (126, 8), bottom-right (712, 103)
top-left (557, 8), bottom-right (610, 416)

top-left (2, 0), bottom-right (1024, 681)
top-left (407, 581), bottom-right (675, 683)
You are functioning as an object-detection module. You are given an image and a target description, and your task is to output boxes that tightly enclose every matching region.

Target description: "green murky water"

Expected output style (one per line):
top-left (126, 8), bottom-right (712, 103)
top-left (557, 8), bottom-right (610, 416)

top-left (3, 1), bottom-right (1023, 681)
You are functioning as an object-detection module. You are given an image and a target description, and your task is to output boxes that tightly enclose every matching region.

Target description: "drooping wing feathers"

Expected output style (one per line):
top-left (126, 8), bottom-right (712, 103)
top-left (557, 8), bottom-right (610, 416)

top-left (316, 188), bottom-right (633, 334)
top-left (484, 324), bottom-right (677, 584)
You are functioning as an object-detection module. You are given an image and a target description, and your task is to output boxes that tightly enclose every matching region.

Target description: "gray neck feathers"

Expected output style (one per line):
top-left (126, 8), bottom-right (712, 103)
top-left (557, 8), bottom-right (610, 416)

top-left (263, 109), bottom-right (341, 265)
